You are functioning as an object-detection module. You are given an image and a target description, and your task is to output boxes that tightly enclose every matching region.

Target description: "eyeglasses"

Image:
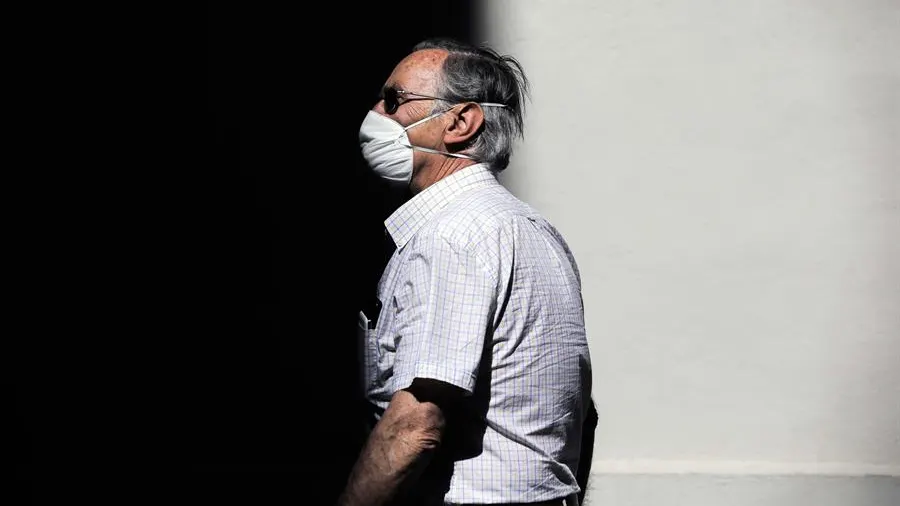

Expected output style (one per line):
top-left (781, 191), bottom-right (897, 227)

top-left (380, 86), bottom-right (455, 115)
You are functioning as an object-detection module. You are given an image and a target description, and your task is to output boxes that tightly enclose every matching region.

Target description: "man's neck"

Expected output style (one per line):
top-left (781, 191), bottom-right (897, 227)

top-left (411, 158), bottom-right (477, 195)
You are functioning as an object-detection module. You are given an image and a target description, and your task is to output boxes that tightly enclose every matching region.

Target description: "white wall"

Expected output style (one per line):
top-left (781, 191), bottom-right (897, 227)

top-left (481, 1), bottom-right (900, 504)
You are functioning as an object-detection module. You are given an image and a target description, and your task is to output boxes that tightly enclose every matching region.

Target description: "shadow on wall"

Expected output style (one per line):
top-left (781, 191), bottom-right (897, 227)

top-left (203, 1), bottom-right (477, 504)
top-left (203, 2), bottom-right (599, 503)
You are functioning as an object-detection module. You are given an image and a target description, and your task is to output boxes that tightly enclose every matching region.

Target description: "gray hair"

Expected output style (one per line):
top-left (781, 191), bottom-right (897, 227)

top-left (413, 38), bottom-right (529, 172)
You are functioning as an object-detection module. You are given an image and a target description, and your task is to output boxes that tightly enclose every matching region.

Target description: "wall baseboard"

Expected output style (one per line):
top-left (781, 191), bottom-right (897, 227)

top-left (583, 466), bottom-right (900, 506)
top-left (589, 460), bottom-right (900, 477)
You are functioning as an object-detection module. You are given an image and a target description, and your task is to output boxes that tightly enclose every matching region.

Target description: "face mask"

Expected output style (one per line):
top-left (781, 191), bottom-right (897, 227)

top-left (358, 109), bottom-right (468, 185)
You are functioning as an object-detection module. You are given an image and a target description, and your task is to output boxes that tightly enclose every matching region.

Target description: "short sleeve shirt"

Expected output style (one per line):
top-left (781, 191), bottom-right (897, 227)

top-left (362, 164), bottom-right (592, 504)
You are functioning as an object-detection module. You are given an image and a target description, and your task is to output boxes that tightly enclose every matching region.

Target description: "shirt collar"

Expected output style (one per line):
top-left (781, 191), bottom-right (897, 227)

top-left (385, 163), bottom-right (498, 249)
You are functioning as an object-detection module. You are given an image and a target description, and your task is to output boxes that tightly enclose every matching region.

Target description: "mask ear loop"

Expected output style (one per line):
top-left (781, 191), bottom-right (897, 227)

top-left (399, 110), bottom-right (449, 134)
top-left (395, 102), bottom-right (509, 159)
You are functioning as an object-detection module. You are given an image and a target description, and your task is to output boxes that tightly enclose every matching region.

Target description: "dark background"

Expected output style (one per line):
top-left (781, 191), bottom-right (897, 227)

top-left (15, 2), bottom-right (478, 505)
top-left (201, 2), bottom-right (476, 503)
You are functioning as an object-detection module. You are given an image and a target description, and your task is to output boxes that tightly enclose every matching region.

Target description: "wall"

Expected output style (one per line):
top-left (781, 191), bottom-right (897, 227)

top-left (481, 1), bottom-right (900, 504)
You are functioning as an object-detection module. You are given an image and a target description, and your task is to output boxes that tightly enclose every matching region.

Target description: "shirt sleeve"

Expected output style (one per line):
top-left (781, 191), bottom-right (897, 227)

top-left (389, 233), bottom-right (497, 396)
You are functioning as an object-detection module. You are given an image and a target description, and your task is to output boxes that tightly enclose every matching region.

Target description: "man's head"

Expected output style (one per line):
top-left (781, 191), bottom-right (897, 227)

top-left (360, 38), bottom-right (529, 193)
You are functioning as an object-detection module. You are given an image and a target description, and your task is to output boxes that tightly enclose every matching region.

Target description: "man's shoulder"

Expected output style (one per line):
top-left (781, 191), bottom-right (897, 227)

top-left (434, 184), bottom-right (520, 227)
top-left (415, 186), bottom-right (548, 258)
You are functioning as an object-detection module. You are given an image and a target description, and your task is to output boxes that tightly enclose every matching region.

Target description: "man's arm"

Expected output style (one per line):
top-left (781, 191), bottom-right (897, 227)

top-left (337, 379), bottom-right (459, 506)
top-left (576, 398), bottom-right (598, 505)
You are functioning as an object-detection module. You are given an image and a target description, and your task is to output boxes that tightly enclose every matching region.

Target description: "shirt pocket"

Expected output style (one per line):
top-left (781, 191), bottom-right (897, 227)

top-left (359, 296), bottom-right (386, 393)
top-left (358, 309), bottom-right (376, 395)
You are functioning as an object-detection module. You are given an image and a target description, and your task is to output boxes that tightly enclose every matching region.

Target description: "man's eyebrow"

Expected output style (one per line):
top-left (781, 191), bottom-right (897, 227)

top-left (391, 80), bottom-right (417, 91)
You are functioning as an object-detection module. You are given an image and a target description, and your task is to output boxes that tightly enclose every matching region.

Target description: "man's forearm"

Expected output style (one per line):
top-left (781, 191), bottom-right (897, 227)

top-left (337, 390), bottom-right (444, 506)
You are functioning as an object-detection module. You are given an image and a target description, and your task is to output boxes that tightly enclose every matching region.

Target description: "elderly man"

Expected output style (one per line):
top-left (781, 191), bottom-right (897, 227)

top-left (339, 38), bottom-right (593, 506)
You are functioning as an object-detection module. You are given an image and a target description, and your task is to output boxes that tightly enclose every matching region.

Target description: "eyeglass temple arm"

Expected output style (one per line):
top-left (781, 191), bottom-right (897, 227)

top-left (397, 90), bottom-right (507, 108)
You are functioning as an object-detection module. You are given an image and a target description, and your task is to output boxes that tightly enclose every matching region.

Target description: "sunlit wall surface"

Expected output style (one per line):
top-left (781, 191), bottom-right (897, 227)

top-left (479, 1), bottom-right (899, 504)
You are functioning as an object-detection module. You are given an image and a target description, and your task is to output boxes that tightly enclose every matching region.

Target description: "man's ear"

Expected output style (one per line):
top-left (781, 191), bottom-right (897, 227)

top-left (443, 102), bottom-right (484, 148)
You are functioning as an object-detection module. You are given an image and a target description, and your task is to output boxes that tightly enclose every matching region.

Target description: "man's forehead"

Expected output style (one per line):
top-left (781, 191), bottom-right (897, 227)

top-left (388, 49), bottom-right (447, 90)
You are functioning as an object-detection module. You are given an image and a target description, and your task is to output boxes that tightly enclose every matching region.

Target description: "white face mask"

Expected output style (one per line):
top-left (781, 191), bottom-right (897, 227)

top-left (358, 109), bottom-right (465, 185)
top-left (358, 100), bottom-right (507, 184)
